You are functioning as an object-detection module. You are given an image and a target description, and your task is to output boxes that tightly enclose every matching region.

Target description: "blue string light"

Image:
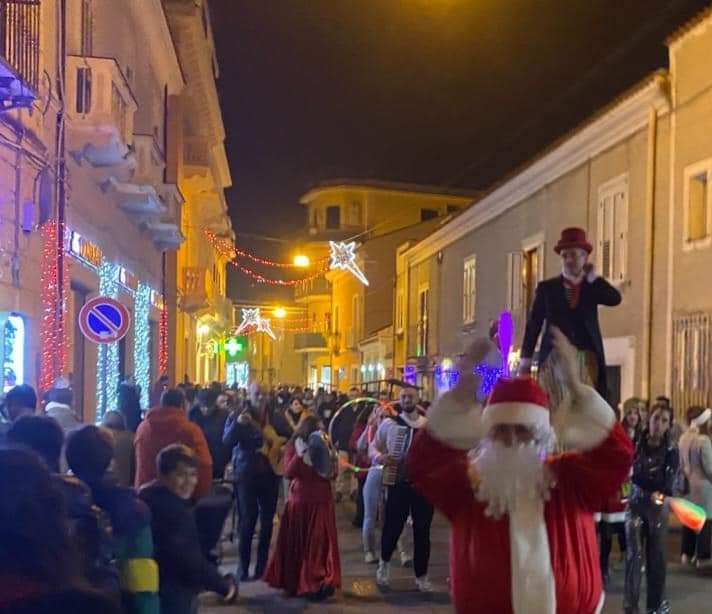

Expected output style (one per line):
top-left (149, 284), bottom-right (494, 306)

top-left (96, 258), bottom-right (119, 420)
top-left (133, 283), bottom-right (151, 408)
top-left (475, 362), bottom-right (502, 398)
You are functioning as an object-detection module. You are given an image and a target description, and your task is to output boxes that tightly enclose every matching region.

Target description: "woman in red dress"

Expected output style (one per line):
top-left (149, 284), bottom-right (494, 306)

top-left (263, 415), bottom-right (341, 600)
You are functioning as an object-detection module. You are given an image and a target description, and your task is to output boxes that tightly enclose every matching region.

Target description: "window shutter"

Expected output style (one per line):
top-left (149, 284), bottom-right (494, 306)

top-left (506, 252), bottom-right (523, 312)
top-left (614, 190), bottom-right (628, 283)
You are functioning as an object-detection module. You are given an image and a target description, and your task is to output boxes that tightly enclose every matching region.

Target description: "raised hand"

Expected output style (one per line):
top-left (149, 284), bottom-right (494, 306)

top-left (550, 327), bottom-right (580, 390)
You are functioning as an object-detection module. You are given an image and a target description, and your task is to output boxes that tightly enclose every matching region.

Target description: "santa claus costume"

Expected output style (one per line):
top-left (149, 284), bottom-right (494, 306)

top-left (408, 375), bottom-right (633, 614)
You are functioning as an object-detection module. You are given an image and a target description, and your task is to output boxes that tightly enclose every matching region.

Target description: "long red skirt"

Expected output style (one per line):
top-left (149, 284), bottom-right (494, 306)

top-left (263, 498), bottom-right (341, 596)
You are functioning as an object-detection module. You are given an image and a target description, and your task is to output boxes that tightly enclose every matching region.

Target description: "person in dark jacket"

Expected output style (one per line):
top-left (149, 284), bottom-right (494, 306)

top-left (0, 448), bottom-right (123, 614)
top-left (519, 227), bottom-right (621, 407)
top-left (330, 387), bottom-right (364, 503)
top-left (6, 416), bottom-right (120, 604)
top-left (624, 402), bottom-right (678, 614)
top-left (66, 425), bottom-right (159, 614)
top-left (189, 388), bottom-right (230, 478)
top-left (139, 444), bottom-right (237, 614)
top-left (223, 401), bottom-right (282, 581)
top-left (118, 375), bottom-right (142, 432)
top-left (0, 384), bottom-right (36, 443)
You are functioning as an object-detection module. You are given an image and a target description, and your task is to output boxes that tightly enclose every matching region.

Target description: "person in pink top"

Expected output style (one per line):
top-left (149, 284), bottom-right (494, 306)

top-left (134, 388), bottom-right (212, 499)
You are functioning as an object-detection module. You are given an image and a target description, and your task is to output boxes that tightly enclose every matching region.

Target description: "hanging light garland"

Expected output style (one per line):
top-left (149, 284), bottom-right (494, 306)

top-left (231, 261), bottom-right (328, 286)
top-left (204, 229), bottom-right (329, 269)
top-left (96, 258), bottom-right (120, 419)
top-left (39, 221), bottom-right (69, 392)
top-left (133, 283), bottom-right (151, 408)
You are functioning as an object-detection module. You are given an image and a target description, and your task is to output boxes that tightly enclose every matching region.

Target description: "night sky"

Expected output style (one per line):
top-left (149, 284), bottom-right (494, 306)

top-left (210, 0), bottom-right (711, 300)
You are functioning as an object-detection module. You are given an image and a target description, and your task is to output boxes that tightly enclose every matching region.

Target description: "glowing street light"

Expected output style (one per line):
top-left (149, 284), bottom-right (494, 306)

top-left (197, 323), bottom-right (210, 336)
top-left (273, 307), bottom-right (287, 319)
top-left (293, 254), bottom-right (310, 268)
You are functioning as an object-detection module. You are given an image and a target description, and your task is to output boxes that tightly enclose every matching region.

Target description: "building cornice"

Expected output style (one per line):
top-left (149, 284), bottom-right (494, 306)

top-left (299, 181), bottom-right (478, 205)
top-left (405, 73), bottom-right (671, 267)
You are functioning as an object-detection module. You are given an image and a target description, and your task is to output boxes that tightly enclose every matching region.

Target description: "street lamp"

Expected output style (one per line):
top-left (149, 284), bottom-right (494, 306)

top-left (293, 254), bottom-right (310, 268)
top-left (273, 307), bottom-right (287, 319)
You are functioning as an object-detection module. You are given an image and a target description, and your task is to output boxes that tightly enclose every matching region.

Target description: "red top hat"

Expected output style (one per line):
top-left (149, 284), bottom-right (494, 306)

top-left (554, 227), bottom-right (592, 254)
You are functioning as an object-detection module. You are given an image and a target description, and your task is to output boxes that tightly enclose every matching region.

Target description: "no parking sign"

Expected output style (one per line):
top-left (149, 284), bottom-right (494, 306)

top-left (78, 296), bottom-right (131, 344)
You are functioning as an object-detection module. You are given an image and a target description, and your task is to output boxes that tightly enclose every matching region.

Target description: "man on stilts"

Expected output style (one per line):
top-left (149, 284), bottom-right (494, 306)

top-left (518, 227), bottom-right (621, 409)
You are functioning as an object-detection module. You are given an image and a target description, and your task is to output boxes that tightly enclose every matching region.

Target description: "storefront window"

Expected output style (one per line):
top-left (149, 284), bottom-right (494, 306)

top-left (3, 314), bottom-right (25, 393)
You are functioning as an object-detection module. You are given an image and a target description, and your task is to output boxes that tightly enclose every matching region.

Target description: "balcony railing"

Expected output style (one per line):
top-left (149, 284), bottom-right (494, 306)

top-left (295, 276), bottom-right (331, 302)
top-left (294, 332), bottom-right (329, 353)
top-left (183, 137), bottom-right (210, 167)
top-left (0, 0), bottom-right (40, 101)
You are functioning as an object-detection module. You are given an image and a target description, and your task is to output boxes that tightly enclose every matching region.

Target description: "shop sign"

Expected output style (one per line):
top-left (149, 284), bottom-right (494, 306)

top-left (67, 230), bottom-right (102, 269)
top-left (118, 267), bottom-right (138, 292)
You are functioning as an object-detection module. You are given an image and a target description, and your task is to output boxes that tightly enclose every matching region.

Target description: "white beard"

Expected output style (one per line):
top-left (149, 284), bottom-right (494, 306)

top-left (472, 440), bottom-right (552, 519)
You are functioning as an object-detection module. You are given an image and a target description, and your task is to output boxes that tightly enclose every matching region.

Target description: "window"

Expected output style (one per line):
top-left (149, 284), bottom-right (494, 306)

top-left (506, 252), bottom-right (523, 313)
top-left (75, 67), bottom-right (92, 113)
top-left (350, 201), bottom-right (363, 226)
top-left (352, 294), bottom-right (361, 342)
top-left (325, 205), bottom-right (341, 229)
top-left (352, 366), bottom-right (360, 385)
top-left (523, 242), bottom-right (544, 314)
top-left (684, 163), bottom-right (712, 247)
top-left (417, 286), bottom-right (429, 356)
top-left (463, 256), bottom-right (476, 324)
top-left (672, 312), bottom-right (712, 412)
top-left (421, 208), bottom-right (438, 222)
top-left (111, 83), bottom-right (128, 141)
top-left (396, 291), bottom-right (404, 332)
top-left (81, 0), bottom-right (94, 56)
top-left (596, 175), bottom-right (628, 283)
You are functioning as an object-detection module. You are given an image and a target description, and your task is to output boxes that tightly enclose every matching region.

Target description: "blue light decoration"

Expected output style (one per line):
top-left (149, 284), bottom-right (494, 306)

top-left (474, 362), bottom-right (503, 398)
top-left (96, 258), bottom-right (120, 419)
top-left (133, 282), bottom-right (151, 408)
top-left (403, 363), bottom-right (417, 386)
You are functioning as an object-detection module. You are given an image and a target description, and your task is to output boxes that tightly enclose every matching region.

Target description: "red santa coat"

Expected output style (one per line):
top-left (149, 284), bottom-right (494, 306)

top-left (408, 385), bottom-right (633, 614)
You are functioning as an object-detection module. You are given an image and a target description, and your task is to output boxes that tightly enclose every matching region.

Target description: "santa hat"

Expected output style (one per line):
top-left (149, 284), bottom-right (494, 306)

top-left (482, 377), bottom-right (550, 434)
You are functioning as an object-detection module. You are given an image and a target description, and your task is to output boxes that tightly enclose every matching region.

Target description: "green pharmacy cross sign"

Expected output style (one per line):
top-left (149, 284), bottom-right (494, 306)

top-left (224, 335), bottom-right (247, 361)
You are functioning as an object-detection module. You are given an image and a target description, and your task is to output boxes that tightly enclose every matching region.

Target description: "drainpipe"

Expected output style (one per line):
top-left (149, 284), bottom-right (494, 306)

top-left (641, 107), bottom-right (658, 401)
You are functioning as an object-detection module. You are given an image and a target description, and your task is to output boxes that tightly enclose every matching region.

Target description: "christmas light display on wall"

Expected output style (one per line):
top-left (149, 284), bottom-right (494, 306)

top-left (329, 241), bottom-right (369, 285)
top-left (235, 308), bottom-right (276, 340)
top-left (39, 221), bottom-right (69, 392)
top-left (133, 283), bottom-right (151, 408)
top-left (95, 258), bottom-right (120, 418)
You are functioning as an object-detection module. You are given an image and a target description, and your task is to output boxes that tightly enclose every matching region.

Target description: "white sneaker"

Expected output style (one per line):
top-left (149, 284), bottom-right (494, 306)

top-left (415, 575), bottom-right (433, 593)
top-left (364, 551), bottom-right (377, 564)
top-left (400, 552), bottom-right (413, 568)
top-left (376, 560), bottom-right (391, 586)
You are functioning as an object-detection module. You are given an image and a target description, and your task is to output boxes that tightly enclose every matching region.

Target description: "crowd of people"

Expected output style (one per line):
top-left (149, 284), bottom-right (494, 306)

top-left (1, 342), bottom-right (711, 613)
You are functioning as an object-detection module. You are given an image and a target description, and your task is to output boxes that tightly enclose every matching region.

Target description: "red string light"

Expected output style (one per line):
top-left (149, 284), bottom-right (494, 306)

top-left (231, 261), bottom-right (328, 286)
top-left (204, 229), bottom-right (329, 269)
top-left (39, 221), bottom-right (69, 392)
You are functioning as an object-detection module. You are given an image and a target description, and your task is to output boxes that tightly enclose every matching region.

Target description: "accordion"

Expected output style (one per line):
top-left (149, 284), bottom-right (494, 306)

top-left (382, 425), bottom-right (410, 487)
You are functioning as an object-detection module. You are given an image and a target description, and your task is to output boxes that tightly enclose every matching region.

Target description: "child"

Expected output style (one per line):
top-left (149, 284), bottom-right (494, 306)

top-left (263, 415), bottom-right (340, 600)
top-left (139, 445), bottom-right (237, 614)
top-left (65, 425), bottom-right (159, 614)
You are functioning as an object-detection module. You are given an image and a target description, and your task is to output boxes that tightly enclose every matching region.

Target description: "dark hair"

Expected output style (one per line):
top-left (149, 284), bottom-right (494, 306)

top-left (292, 415), bottom-right (321, 443)
top-left (157, 444), bottom-right (198, 476)
top-left (48, 387), bottom-right (73, 406)
top-left (101, 410), bottom-right (126, 431)
top-left (160, 388), bottom-right (186, 409)
top-left (686, 405), bottom-right (705, 425)
top-left (7, 416), bottom-right (64, 473)
top-left (3, 384), bottom-right (37, 416)
top-left (0, 448), bottom-right (72, 587)
top-left (65, 426), bottom-right (114, 483)
top-left (159, 375), bottom-right (169, 384)
top-left (197, 387), bottom-right (220, 408)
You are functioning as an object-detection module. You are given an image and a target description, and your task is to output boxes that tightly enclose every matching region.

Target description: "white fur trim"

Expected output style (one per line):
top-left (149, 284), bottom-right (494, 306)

top-left (482, 402), bottom-right (550, 433)
top-left (509, 498), bottom-right (556, 614)
top-left (692, 408), bottom-right (712, 428)
top-left (427, 392), bottom-right (483, 450)
top-left (557, 385), bottom-right (616, 451)
top-left (594, 592), bottom-right (605, 614)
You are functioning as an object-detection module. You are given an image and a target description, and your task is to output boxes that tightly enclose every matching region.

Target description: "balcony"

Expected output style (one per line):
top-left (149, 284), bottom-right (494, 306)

top-left (145, 220), bottom-right (184, 251)
top-left (103, 176), bottom-right (165, 223)
top-left (66, 55), bottom-right (137, 166)
top-left (133, 134), bottom-right (165, 186)
top-left (294, 332), bottom-right (329, 353)
top-left (295, 276), bottom-right (331, 303)
top-left (181, 266), bottom-right (215, 314)
top-left (0, 0), bottom-right (40, 110)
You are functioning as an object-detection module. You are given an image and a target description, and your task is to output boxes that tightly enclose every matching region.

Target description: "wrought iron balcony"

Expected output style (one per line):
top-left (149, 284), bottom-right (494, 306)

top-left (294, 276), bottom-right (331, 303)
top-left (0, 0), bottom-right (40, 109)
top-left (181, 266), bottom-right (215, 314)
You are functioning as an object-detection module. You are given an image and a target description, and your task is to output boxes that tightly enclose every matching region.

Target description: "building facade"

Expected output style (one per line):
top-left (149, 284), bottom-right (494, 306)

top-left (0, 0), bottom-right (232, 422)
top-left (397, 8), bottom-right (712, 411)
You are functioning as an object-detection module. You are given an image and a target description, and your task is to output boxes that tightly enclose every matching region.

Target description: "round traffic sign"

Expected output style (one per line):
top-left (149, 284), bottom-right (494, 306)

top-left (78, 296), bottom-right (131, 344)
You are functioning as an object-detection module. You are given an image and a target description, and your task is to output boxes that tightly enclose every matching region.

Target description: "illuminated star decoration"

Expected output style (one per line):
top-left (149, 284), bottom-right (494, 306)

top-left (329, 241), bottom-right (369, 286)
top-left (235, 308), bottom-right (276, 340)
